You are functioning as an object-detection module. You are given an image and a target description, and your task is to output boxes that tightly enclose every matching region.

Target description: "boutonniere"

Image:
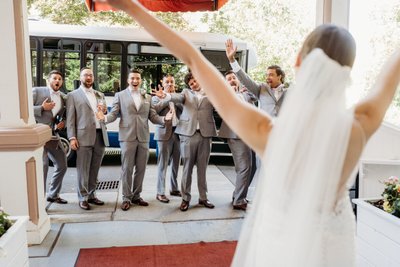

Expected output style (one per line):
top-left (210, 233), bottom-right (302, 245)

top-left (94, 91), bottom-right (103, 99)
top-left (140, 89), bottom-right (147, 97)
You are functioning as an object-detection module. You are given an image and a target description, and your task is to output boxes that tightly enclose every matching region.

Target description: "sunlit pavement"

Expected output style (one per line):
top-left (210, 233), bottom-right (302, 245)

top-left (28, 152), bottom-right (257, 267)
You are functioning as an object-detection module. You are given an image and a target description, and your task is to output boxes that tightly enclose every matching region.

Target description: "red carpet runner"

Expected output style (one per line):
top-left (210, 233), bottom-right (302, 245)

top-left (75, 241), bottom-right (237, 267)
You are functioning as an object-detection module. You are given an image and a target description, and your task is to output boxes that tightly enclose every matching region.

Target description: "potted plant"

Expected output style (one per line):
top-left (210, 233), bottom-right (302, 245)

top-left (0, 208), bottom-right (29, 267)
top-left (352, 176), bottom-right (400, 267)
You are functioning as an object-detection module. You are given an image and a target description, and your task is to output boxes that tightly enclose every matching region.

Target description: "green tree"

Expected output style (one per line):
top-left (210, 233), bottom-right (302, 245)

top-left (200, 0), bottom-right (315, 85)
top-left (28, 0), bottom-right (192, 29)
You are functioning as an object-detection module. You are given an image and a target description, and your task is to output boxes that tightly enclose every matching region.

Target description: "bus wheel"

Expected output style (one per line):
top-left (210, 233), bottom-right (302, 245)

top-left (59, 136), bottom-right (76, 167)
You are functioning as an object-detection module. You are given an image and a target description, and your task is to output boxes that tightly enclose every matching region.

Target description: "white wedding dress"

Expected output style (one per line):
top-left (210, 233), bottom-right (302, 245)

top-left (232, 49), bottom-right (359, 267)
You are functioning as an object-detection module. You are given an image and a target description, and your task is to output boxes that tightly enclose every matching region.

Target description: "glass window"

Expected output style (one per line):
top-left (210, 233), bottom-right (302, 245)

top-left (349, 0), bottom-right (400, 125)
top-left (43, 38), bottom-right (61, 50)
top-left (127, 54), bottom-right (186, 92)
top-left (127, 43), bottom-right (139, 54)
top-left (86, 42), bottom-right (122, 96)
top-left (202, 50), bottom-right (240, 74)
top-left (30, 38), bottom-right (38, 87)
top-left (42, 50), bottom-right (80, 92)
top-left (62, 40), bottom-right (81, 51)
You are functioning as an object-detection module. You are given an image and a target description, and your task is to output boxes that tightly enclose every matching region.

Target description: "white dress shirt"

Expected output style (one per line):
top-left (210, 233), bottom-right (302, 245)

top-left (50, 88), bottom-right (62, 117)
top-left (130, 89), bottom-right (142, 110)
top-left (81, 86), bottom-right (101, 129)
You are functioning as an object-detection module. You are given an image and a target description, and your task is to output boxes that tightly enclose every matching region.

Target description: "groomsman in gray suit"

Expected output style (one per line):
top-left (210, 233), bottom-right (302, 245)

top-left (97, 69), bottom-right (167, 211)
top-left (33, 70), bottom-right (68, 204)
top-left (66, 67), bottom-right (109, 210)
top-left (225, 39), bottom-right (287, 184)
top-left (225, 39), bottom-right (287, 116)
top-left (152, 74), bottom-right (182, 203)
top-left (219, 71), bottom-right (256, 211)
top-left (159, 72), bottom-right (217, 212)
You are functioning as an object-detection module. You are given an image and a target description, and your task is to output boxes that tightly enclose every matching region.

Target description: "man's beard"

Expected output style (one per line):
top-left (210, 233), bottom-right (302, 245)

top-left (83, 81), bottom-right (93, 88)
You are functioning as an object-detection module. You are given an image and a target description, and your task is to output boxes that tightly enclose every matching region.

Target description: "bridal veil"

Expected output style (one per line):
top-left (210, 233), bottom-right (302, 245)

top-left (232, 48), bottom-right (355, 266)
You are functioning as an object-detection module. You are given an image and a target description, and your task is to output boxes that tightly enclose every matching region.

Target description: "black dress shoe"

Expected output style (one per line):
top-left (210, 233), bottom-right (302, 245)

top-left (88, 197), bottom-right (105, 206)
top-left (121, 201), bottom-right (131, 211)
top-left (79, 201), bottom-right (90, 210)
top-left (47, 196), bottom-right (68, 204)
top-left (156, 194), bottom-right (170, 203)
top-left (233, 203), bottom-right (247, 211)
top-left (198, 199), bottom-right (215, 209)
top-left (170, 190), bottom-right (182, 197)
top-left (180, 200), bottom-right (189, 211)
top-left (132, 197), bottom-right (149, 206)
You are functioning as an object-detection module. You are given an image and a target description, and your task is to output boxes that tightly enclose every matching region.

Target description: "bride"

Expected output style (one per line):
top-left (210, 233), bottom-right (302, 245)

top-left (104, 0), bottom-right (400, 266)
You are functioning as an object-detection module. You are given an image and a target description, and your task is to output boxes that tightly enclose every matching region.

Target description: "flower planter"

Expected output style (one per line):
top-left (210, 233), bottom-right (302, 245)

top-left (0, 216), bottom-right (29, 267)
top-left (352, 199), bottom-right (400, 267)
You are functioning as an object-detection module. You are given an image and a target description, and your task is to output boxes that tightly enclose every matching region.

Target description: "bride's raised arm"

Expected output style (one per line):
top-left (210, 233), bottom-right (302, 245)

top-left (105, 0), bottom-right (272, 155)
top-left (355, 49), bottom-right (400, 138)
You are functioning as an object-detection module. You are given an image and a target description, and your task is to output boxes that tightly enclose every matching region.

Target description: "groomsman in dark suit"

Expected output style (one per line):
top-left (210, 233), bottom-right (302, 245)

top-left (158, 72), bottom-right (217, 211)
top-left (98, 69), bottom-right (167, 211)
top-left (33, 70), bottom-right (68, 204)
top-left (66, 67), bottom-right (109, 210)
top-left (219, 71), bottom-right (256, 211)
top-left (152, 74), bottom-right (183, 203)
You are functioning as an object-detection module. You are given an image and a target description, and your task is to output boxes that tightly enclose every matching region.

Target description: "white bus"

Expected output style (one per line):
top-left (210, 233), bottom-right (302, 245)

top-left (28, 20), bottom-right (256, 164)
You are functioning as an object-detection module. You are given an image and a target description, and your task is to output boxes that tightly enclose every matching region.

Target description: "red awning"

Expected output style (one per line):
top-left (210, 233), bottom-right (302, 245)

top-left (85, 0), bottom-right (229, 12)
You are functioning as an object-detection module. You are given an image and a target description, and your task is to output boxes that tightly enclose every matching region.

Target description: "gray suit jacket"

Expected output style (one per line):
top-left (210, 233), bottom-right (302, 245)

top-left (32, 86), bottom-right (66, 131)
top-left (107, 88), bottom-right (165, 142)
top-left (219, 91), bottom-right (256, 139)
top-left (152, 96), bottom-right (183, 141)
top-left (167, 89), bottom-right (217, 138)
top-left (66, 87), bottom-right (109, 146)
top-left (235, 68), bottom-right (286, 117)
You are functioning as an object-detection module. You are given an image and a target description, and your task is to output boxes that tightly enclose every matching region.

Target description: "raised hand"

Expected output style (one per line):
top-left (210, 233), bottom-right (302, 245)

top-left (151, 84), bottom-right (166, 98)
top-left (42, 98), bottom-right (55, 111)
top-left (225, 39), bottom-right (237, 63)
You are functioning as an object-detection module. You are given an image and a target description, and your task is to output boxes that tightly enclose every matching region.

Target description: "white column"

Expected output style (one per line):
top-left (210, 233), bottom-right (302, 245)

top-left (315, 0), bottom-right (350, 29)
top-left (0, 0), bottom-right (50, 244)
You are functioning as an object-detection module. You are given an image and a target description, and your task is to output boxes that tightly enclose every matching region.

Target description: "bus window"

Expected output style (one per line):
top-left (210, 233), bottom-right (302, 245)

top-left (127, 43), bottom-right (186, 91)
top-left (201, 50), bottom-right (242, 74)
top-left (86, 41), bottom-right (122, 96)
top-left (41, 38), bottom-right (80, 92)
top-left (30, 38), bottom-right (38, 87)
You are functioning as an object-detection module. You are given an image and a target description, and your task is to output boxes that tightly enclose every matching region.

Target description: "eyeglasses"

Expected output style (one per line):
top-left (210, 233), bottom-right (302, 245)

top-left (82, 74), bottom-right (93, 77)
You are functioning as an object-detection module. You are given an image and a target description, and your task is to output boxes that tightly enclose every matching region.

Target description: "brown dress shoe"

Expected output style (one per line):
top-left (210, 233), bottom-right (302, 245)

top-left (88, 197), bottom-right (104, 206)
top-left (198, 199), bottom-right (215, 209)
top-left (121, 201), bottom-right (131, 211)
top-left (170, 190), bottom-right (182, 197)
top-left (79, 201), bottom-right (90, 210)
top-left (132, 197), bottom-right (149, 206)
top-left (180, 200), bottom-right (189, 211)
top-left (47, 196), bottom-right (68, 204)
top-left (233, 203), bottom-right (247, 211)
top-left (156, 194), bottom-right (170, 203)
